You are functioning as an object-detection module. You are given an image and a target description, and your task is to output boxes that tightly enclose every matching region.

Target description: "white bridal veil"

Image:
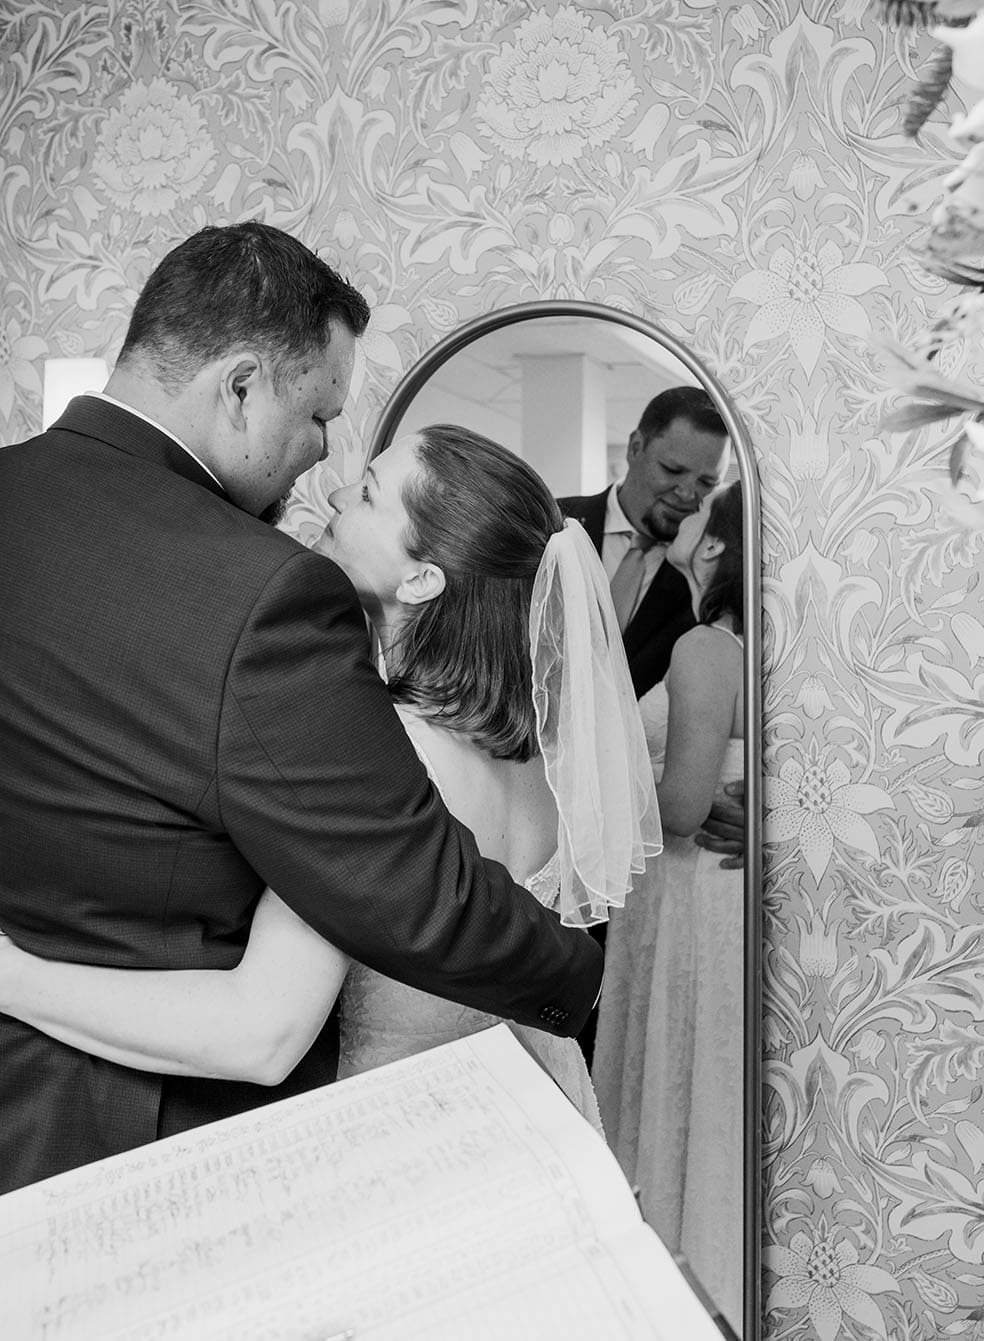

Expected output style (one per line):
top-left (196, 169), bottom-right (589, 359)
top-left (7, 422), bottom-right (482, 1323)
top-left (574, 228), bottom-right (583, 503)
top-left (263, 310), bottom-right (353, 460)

top-left (530, 519), bottom-right (663, 928)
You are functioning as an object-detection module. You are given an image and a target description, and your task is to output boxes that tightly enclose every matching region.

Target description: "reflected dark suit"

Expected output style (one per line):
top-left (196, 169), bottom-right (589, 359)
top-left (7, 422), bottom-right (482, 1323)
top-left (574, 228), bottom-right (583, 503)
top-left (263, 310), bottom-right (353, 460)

top-left (0, 397), bottom-right (602, 1192)
top-left (558, 488), bottom-right (695, 700)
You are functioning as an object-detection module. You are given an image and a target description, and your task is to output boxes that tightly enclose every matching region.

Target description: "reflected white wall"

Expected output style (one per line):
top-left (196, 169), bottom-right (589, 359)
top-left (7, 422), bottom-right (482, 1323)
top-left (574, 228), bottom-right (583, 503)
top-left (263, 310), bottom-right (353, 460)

top-left (379, 318), bottom-right (697, 496)
top-left (520, 353), bottom-right (607, 494)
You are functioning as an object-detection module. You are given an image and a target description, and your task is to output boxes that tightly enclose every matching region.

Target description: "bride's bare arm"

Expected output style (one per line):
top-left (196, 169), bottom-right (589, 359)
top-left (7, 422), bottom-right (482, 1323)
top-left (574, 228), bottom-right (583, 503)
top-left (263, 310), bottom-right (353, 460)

top-left (0, 890), bottom-right (348, 1085)
top-left (657, 626), bottom-right (742, 836)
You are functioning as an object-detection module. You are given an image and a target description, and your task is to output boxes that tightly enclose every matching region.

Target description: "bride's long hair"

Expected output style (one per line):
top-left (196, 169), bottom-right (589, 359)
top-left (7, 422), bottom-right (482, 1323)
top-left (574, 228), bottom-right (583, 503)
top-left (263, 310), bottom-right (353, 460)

top-left (384, 423), bottom-right (563, 762)
top-left (697, 480), bottom-right (743, 635)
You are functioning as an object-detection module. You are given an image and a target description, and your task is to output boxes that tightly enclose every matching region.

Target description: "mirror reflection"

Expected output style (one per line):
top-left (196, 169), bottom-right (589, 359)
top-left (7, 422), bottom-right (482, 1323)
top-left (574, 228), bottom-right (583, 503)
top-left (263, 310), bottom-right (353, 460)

top-left (369, 311), bottom-right (752, 1339)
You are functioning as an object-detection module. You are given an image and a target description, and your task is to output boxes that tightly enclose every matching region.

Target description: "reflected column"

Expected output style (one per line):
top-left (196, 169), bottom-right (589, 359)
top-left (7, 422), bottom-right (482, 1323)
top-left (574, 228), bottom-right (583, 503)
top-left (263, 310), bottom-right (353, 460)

top-left (518, 354), bottom-right (608, 495)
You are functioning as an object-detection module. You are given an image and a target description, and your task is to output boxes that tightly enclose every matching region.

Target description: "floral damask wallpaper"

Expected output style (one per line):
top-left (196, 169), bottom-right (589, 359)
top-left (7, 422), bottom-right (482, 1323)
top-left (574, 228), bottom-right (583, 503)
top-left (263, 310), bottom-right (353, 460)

top-left (3, 1), bottom-right (983, 1337)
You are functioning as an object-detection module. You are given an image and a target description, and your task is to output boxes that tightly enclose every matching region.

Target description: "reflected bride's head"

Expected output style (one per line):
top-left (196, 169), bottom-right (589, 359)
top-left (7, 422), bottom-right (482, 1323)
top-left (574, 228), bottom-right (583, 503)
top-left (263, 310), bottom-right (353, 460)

top-left (667, 480), bottom-right (743, 633)
top-left (321, 423), bottom-right (563, 760)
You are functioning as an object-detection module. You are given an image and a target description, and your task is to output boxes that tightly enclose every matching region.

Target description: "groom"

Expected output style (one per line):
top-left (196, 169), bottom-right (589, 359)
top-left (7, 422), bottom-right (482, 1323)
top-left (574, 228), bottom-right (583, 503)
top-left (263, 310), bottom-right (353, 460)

top-left (558, 385), bottom-right (744, 866)
top-left (0, 221), bottom-right (603, 1193)
top-left (558, 385), bottom-right (730, 698)
top-left (559, 387), bottom-right (740, 1060)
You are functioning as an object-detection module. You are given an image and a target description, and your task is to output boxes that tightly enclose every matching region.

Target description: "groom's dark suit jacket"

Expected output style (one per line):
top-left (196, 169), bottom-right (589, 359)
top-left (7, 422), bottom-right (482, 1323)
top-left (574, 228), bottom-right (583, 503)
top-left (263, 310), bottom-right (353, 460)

top-left (0, 396), bottom-right (601, 1193)
top-left (558, 488), bottom-right (695, 700)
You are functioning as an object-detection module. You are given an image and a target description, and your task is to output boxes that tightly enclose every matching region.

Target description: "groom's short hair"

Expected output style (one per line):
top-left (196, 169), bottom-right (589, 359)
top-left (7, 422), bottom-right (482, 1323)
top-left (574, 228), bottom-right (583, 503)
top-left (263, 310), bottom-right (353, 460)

top-left (635, 386), bottom-right (726, 445)
top-left (118, 221), bottom-right (370, 392)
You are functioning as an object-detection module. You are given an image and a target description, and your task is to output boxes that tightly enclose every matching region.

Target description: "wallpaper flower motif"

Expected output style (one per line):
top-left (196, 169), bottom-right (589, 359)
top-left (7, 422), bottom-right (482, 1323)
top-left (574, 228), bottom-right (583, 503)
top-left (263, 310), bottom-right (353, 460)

top-left (784, 153), bottom-right (828, 201)
top-left (731, 237), bottom-right (887, 378)
top-left (766, 1226), bottom-right (900, 1341)
top-left (0, 316), bottom-right (45, 421)
top-left (93, 78), bottom-right (217, 216)
top-left (804, 1157), bottom-right (844, 1199)
top-left (796, 906), bottom-right (840, 978)
top-left (474, 6), bottom-right (639, 166)
top-left (766, 748), bottom-right (894, 884)
top-left (3, 2), bottom-right (984, 1337)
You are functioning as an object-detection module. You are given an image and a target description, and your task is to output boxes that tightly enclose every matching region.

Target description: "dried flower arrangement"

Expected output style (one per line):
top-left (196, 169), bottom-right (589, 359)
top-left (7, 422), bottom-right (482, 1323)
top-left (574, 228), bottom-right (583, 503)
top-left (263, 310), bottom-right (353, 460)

top-left (874, 1), bottom-right (984, 510)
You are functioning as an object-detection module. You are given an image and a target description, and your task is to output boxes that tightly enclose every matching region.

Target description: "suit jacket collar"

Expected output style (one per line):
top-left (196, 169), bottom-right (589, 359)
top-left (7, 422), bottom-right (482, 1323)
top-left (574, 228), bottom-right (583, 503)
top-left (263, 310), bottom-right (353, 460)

top-left (52, 395), bottom-right (229, 502)
top-left (559, 488), bottom-right (609, 555)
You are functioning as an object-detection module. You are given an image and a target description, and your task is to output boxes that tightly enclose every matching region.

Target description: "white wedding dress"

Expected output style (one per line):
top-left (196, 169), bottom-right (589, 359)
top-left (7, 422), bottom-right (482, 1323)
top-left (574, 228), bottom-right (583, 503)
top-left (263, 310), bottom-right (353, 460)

top-left (593, 627), bottom-right (744, 1334)
top-left (337, 720), bottom-right (604, 1137)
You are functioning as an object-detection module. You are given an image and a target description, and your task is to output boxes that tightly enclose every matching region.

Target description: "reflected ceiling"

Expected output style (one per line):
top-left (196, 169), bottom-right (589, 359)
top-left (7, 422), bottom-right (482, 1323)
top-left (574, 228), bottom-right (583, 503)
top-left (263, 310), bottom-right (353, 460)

top-left (396, 316), bottom-right (698, 463)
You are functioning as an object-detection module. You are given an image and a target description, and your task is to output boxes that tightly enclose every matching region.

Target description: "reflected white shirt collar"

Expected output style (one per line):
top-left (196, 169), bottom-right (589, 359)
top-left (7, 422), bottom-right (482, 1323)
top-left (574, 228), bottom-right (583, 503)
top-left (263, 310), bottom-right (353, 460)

top-left (604, 479), bottom-right (634, 537)
top-left (89, 391), bottom-right (224, 490)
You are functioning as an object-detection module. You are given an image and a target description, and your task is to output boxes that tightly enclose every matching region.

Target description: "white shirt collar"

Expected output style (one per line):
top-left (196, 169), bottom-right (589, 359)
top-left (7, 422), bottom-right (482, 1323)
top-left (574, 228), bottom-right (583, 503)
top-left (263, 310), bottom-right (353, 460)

top-left (604, 479), bottom-right (635, 537)
top-left (89, 392), bottom-right (224, 490)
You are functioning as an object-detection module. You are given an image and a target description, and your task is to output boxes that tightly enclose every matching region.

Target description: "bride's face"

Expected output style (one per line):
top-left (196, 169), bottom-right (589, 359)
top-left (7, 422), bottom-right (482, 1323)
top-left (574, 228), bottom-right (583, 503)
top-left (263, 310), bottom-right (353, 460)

top-left (666, 489), bottom-right (720, 577)
top-left (314, 434), bottom-right (425, 615)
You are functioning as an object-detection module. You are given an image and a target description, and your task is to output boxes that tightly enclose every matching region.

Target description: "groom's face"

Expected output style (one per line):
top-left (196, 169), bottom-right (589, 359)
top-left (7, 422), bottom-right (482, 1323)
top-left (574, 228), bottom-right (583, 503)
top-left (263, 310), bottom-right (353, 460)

top-left (259, 495), bottom-right (289, 527)
top-left (236, 319), bottom-right (356, 515)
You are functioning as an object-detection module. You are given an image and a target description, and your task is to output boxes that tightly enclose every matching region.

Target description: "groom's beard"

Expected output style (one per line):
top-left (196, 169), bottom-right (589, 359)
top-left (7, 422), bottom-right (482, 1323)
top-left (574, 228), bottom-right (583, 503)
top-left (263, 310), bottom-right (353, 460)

top-left (259, 495), bottom-right (289, 527)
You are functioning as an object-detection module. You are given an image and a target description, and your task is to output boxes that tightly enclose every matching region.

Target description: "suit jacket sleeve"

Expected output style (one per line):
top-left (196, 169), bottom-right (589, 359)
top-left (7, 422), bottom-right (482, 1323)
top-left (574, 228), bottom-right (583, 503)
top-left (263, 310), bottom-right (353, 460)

top-left (215, 549), bottom-right (602, 1036)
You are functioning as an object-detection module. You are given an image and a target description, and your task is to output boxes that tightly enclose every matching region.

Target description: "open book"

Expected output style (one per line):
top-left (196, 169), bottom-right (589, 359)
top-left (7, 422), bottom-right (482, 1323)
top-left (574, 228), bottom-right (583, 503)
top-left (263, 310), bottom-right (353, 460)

top-left (0, 1025), bottom-right (729, 1340)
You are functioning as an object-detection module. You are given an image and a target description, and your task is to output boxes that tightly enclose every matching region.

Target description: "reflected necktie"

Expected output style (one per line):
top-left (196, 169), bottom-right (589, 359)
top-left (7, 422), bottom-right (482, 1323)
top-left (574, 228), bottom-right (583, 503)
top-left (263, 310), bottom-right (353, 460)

top-left (610, 532), bottom-right (656, 633)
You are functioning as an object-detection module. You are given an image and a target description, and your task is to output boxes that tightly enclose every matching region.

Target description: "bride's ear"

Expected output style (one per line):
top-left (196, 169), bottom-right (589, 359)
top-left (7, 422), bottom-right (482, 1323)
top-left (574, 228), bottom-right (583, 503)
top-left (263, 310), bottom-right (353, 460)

top-left (699, 535), bottom-right (725, 564)
top-left (396, 562), bottom-right (446, 606)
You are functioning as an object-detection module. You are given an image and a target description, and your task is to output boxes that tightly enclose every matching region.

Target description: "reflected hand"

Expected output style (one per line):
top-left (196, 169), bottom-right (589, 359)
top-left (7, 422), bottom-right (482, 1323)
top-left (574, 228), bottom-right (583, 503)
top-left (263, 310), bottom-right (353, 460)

top-left (694, 779), bottom-right (745, 870)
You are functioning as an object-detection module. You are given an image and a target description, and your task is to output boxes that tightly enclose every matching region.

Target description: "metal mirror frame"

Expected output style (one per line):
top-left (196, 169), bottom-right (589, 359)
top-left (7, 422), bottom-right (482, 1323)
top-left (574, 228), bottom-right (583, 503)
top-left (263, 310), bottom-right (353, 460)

top-left (368, 300), bottom-right (762, 1341)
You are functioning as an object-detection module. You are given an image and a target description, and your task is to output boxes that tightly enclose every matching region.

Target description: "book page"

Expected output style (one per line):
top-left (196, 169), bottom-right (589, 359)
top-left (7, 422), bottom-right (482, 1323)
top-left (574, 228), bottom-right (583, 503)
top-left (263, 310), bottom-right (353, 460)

top-left (0, 1025), bottom-right (725, 1340)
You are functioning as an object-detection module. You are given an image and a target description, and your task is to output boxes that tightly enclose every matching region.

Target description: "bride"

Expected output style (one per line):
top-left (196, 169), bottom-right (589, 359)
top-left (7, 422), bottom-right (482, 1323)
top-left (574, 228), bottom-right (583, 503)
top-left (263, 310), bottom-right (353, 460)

top-left (593, 479), bottom-right (744, 1330)
top-left (0, 424), bottom-right (660, 1132)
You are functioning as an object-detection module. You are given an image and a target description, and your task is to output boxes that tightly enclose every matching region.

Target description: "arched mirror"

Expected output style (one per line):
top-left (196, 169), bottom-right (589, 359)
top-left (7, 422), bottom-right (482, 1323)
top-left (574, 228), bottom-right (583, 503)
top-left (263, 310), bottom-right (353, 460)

top-left (365, 301), bottom-right (762, 1340)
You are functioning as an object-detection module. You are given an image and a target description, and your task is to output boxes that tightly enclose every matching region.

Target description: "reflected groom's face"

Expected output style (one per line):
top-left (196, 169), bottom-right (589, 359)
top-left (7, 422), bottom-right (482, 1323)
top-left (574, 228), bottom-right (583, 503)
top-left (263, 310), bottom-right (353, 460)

top-left (623, 417), bottom-right (729, 543)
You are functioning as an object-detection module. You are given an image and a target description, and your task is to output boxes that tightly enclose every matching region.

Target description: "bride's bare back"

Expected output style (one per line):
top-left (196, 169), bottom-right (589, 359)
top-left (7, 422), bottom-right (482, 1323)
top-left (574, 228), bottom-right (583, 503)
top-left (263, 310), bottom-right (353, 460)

top-left (396, 708), bottom-right (558, 886)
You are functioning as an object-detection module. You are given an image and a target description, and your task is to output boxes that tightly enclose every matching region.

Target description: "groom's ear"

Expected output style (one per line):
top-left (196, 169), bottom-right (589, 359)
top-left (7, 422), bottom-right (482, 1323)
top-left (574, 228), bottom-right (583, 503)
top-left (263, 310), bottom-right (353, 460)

top-left (220, 354), bottom-right (263, 427)
top-left (396, 563), bottom-right (445, 606)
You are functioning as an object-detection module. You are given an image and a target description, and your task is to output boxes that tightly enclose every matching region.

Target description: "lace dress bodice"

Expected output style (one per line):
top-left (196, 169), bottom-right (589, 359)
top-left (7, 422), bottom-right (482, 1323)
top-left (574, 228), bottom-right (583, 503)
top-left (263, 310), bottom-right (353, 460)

top-left (523, 849), bottom-right (562, 910)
